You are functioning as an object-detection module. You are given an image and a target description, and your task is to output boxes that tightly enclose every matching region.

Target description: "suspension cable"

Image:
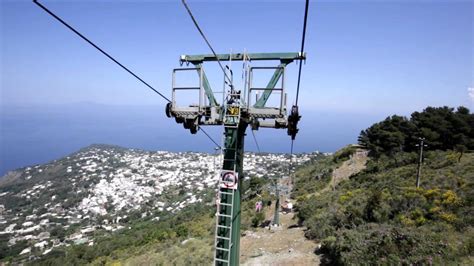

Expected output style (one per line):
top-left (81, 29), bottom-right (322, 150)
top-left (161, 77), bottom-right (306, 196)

top-left (295, 0), bottom-right (310, 106)
top-left (34, 0), bottom-right (222, 149)
top-left (251, 130), bottom-right (261, 154)
top-left (33, 0), bottom-right (171, 103)
top-left (181, 0), bottom-right (232, 86)
top-left (289, 0), bottom-right (310, 177)
top-left (180, 0), bottom-right (238, 150)
top-left (199, 126), bottom-right (222, 150)
top-left (289, 139), bottom-right (294, 175)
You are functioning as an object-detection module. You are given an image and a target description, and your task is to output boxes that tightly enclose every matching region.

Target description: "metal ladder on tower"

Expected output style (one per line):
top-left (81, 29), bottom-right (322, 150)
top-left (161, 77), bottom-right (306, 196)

top-left (213, 91), bottom-right (241, 265)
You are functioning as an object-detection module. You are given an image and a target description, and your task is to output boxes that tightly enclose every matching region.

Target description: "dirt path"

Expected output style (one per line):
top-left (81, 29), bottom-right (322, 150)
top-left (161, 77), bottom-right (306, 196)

top-left (240, 211), bottom-right (320, 265)
top-left (329, 148), bottom-right (368, 190)
top-left (239, 149), bottom-right (368, 265)
top-left (308, 148), bottom-right (368, 198)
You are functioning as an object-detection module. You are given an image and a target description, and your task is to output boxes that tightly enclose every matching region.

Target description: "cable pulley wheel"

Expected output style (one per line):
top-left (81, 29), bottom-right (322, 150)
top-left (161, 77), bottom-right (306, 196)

top-left (165, 102), bottom-right (172, 118)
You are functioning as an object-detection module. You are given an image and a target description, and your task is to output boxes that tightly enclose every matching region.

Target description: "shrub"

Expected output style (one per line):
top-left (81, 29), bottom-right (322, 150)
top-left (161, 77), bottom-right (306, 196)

top-left (251, 212), bottom-right (265, 227)
top-left (296, 149), bottom-right (473, 264)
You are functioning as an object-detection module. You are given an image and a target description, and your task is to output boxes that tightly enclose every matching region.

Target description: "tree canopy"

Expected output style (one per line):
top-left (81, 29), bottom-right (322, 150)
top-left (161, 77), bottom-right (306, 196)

top-left (359, 106), bottom-right (474, 156)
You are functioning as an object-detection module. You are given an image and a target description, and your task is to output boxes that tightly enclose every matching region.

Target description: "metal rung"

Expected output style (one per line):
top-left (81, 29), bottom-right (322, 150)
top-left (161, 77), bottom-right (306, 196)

top-left (219, 191), bottom-right (233, 195)
top-left (218, 214), bottom-right (232, 218)
top-left (219, 203), bottom-right (232, 207)
top-left (217, 225), bottom-right (231, 229)
top-left (216, 236), bottom-right (231, 241)
top-left (215, 247), bottom-right (230, 252)
top-left (214, 258), bottom-right (229, 263)
top-left (173, 86), bottom-right (200, 90)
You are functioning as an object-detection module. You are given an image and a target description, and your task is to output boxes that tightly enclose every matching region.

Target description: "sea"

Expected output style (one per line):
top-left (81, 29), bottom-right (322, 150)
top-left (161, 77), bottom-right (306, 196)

top-left (0, 103), bottom-right (381, 177)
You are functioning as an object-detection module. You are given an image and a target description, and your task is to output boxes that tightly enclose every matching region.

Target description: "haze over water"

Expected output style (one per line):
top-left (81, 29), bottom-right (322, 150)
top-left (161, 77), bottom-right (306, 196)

top-left (0, 103), bottom-right (383, 176)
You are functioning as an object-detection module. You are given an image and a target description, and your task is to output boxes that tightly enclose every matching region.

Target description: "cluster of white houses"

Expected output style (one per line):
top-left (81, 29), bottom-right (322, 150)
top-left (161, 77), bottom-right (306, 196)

top-left (0, 146), bottom-right (319, 258)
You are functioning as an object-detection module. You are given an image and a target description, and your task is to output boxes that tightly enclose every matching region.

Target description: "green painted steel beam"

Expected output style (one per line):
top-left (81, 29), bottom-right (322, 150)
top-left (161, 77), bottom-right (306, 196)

top-left (181, 52), bottom-right (305, 64)
top-left (253, 63), bottom-right (287, 108)
top-left (215, 123), bottom-right (247, 266)
top-left (195, 64), bottom-right (218, 107)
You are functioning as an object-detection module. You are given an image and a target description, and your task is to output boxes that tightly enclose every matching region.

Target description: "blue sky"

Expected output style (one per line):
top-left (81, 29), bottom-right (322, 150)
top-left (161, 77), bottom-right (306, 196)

top-left (2, 0), bottom-right (472, 111)
top-left (0, 0), bottom-right (473, 174)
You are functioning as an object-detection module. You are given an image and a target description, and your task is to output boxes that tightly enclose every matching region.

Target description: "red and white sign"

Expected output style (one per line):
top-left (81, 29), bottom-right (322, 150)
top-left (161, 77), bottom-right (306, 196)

top-left (220, 170), bottom-right (238, 190)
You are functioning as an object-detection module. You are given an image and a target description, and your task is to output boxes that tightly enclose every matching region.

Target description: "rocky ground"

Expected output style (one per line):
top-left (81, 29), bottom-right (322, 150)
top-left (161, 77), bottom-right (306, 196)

top-left (241, 211), bottom-right (320, 265)
top-left (239, 150), bottom-right (369, 265)
top-left (239, 173), bottom-right (321, 265)
top-left (329, 148), bottom-right (368, 190)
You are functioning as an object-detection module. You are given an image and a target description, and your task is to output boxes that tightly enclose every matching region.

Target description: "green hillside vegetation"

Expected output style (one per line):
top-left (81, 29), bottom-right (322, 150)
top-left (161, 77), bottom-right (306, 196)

top-left (296, 106), bottom-right (474, 265)
top-left (32, 197), bottom-right (215, 265)
top-left (292, 145), bottom-right (357, 200)
top-left (292, 155), bottom-right (335, 199)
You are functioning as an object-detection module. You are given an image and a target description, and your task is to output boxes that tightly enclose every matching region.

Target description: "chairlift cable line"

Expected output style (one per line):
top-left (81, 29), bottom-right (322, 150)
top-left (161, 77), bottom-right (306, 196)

top-left (181, 0), bottom-right (233, 86)
top-left (289, 139), bottom-right (294, 175)
top-left (199, 126), bottom-right (222, 149)
top-left (289, 0), bottom-right (310, 177)
top-left (32, 0), bottom-right (172, 103)
top-left (202, 132), bottom-right (221, 152)
top-left (33, 0), bottom-right (222, 150)
top-left (295, 0), bottom-right (310, 106)
top-left (251, 130), bottom-right (261, 154)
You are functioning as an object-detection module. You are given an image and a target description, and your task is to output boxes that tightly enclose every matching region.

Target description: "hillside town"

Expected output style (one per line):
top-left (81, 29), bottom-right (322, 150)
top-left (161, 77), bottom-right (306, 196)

top-left (0, 145), bottom-right (320, 259)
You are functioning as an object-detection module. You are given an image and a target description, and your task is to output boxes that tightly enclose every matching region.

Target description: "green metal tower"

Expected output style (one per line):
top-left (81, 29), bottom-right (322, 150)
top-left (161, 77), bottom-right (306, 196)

top-left (166, 52), bottom-right (304, 266)
top-left (32, 2), bottom-right (307, 264)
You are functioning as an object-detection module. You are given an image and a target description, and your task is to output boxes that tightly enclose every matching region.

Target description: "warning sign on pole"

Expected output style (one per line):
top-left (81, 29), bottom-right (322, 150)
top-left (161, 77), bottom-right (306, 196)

top-left (220, 170), bottom-right (238, 189)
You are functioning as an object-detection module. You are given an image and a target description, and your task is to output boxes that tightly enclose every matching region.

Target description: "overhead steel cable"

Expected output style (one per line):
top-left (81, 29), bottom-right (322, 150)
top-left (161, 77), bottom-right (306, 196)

top-left (33, 0), bottom-right (222, 149)
top-left (289, 139), bottom-right (294, 175)
top-left (199, 126), bottom-right (222, 149)
top-left (251, 130), bottom-right (261, 154)
top-left (201, 130), bottom-right (221, 151)
top-left (289, 0), bottom-right (310, 176)
top-left (290, 138), bottom-right (296, 161)
top-left (295, 0), bottom-right (310, 106)
top-left (33, 0), bottom-right (171, 103)
top-left (181, 0), bottom-right (232, 86)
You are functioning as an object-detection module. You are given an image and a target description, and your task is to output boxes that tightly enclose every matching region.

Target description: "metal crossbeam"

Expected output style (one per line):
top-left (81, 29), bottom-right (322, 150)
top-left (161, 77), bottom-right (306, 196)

top-left (180, 52), bottom-right (305, 64)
